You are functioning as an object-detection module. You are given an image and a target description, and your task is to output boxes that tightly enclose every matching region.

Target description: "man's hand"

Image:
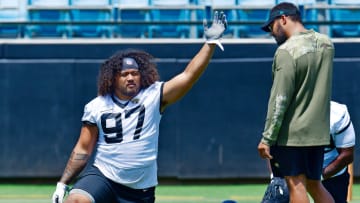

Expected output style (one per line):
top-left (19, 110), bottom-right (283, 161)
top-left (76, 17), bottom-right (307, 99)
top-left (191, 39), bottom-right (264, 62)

top-left (52, 182), bottom-right (69, 203)
top-left (203, 11), bottom-right (227, 51)
top-left (258, 142), bottom-right (273, 159)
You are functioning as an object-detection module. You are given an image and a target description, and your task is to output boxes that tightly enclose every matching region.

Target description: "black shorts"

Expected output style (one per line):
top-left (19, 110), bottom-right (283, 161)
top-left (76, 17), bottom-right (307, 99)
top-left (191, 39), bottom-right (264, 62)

top-left (270, 145), bottom-right (324, 180)
top-left (322, 170), bottom-right (350, 203)
top-left (70, 165), bottom-right (155, 203)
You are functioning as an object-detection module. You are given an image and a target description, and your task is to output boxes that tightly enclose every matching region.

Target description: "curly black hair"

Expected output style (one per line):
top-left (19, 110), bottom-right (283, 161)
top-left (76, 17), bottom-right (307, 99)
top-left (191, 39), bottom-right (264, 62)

top-left (97, 49), bottom-right (160, 96)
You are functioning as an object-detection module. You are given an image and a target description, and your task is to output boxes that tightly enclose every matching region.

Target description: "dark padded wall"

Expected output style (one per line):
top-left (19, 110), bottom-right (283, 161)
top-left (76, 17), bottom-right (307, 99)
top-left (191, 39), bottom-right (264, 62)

top-left (0, 41), bottom-right (358, 179)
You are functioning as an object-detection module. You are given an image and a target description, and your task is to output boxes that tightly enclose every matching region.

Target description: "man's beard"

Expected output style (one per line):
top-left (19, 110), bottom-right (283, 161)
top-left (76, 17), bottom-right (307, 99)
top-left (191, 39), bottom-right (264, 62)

top-left (117, 85), bottom-right (140, 98)
top-left (274, 27), bottom-right (287, 46)
top-left (122, 88), bottom-right (138, 97)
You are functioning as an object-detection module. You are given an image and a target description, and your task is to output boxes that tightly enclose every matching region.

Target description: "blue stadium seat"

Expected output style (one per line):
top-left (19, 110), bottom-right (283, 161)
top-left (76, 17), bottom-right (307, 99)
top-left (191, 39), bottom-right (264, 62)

top-left (329, 0), bottom-right (360, 37)
top-left (25, 0), bottom-right (70, 38)
top-left (116, 0), bottom-right (150, 38)
top-left (149, 0), bottom-right (191, 38)
top-left (196, 0), bottom-right (237, 38)
top-left (237, 0), bottom-right (275, 38)
top-left (0, 0), bottom-right (26, 38)
top-left (69, 0), bottom-right (113, 38)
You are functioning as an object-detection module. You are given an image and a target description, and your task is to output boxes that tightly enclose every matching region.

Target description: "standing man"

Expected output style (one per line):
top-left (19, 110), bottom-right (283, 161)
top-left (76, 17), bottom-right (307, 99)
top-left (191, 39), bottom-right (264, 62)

top-left (257, 2), bottom-right (335, 203)
top-left (52, 11), bottom-right (227, 203)
top-left (261, 100), bottom-right (356, 203)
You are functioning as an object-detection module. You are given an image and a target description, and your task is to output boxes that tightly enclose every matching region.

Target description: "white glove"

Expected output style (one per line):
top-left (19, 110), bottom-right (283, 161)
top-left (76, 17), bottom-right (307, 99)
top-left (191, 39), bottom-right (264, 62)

top-left (203, 11), bottom-right (228, 51)
top-left (52, 182), bottom-right (69, 203)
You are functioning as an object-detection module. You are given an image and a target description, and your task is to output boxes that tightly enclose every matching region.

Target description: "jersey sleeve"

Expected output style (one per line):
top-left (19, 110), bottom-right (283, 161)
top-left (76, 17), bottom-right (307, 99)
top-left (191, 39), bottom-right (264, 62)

top-left (332, 104), bottom-right (356, 148)
top-left (262, 50), bottom-right (296, 145)
top-left (81, 98), bottom-right (99, 125)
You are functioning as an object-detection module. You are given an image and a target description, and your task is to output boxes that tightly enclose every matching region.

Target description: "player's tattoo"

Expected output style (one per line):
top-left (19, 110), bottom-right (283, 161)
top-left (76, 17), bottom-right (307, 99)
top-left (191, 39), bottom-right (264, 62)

top-left (61, 152), bottom-right (89, 183)
top-left (73, 153), bottom-right (88, 161)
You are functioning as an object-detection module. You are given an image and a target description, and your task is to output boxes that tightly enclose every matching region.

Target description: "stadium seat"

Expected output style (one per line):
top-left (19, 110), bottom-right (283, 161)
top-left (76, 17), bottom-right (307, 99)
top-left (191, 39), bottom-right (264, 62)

top-left (116, 0), bottom-right (150, 38)
top-left (149, 0), bottom-right (191, 38)
top-left (329, 0), bottom-right (360, 37)
top-left (237, 0), bottom-right (275, 38)
top-left (69, 0), bottom-right (113, 38)
top-left (196, 0), bottom-right (237, 38)
top-left (25, 0), bottom-right (70, 38)
top-left (0, 0), bottom-right (26, 38)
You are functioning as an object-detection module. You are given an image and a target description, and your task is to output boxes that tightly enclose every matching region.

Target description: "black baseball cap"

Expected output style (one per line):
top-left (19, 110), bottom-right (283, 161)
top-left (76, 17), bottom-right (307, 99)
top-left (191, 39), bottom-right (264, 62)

top-left (261, 3), bottom-right (300, 32)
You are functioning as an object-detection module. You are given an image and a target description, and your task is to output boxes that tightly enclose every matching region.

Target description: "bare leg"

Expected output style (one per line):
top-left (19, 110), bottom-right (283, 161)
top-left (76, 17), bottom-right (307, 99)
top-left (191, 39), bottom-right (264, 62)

top-left (307, 179), bottom-right (334, 203)
top-left (65, 193), bottom-right (93, 203)
top-left (285, 174), bottom-right (310, 203)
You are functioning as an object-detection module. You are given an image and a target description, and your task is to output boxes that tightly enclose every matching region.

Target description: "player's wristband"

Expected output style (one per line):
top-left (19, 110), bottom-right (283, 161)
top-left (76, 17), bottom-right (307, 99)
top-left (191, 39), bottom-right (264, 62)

top-left (206, 39), bottom-right (224, 51)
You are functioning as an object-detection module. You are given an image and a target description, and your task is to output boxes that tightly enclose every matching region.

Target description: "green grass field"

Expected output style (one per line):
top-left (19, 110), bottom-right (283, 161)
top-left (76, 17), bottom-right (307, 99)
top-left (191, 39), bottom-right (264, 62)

top-left (0, 183), bottom-right (358, 203)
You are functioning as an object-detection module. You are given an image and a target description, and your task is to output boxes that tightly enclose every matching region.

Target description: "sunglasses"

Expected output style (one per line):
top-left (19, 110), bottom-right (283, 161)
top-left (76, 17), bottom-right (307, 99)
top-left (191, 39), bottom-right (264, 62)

top-left (268, 21), bottom-right (275, 33)
top-left (268, 16), bottom-right (283, 32)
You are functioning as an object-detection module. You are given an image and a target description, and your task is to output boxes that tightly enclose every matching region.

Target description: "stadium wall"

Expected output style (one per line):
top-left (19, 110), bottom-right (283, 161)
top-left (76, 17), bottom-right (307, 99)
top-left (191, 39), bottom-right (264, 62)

top-left (0, 39), bottom-right (359, 179)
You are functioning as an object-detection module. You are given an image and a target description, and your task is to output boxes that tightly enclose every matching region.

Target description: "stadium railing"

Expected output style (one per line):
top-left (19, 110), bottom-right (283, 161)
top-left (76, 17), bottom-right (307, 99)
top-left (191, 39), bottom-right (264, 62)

top-left (115, 0), bottom-right (150, 38)
top-left (328, 0), bottom-right (360, 37)
top-left (0, 0), bottom-right (26, 38)
top-left (302, 2), bottom-right (360, 37)
top-left (26, 0), bottom-right (71, 38)
top-left (26, 0), bottom-right (113, 38)
top-left (69, 0), bottom-right (113, 38)
top-left (1, 0), bottom-right (360, 39)
top-left (236, 0), bottom-right (275, 38)
top-left (148, 0), bottom-right (194, 38)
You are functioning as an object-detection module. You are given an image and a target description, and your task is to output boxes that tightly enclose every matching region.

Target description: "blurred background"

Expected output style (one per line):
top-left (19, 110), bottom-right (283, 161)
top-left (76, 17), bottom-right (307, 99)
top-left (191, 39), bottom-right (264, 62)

top-left (0, 0), bottom-right (359, 184)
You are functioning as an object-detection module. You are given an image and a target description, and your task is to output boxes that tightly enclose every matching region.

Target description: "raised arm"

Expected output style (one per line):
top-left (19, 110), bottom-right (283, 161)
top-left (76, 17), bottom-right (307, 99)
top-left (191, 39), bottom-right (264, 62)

top-left (161, 11), bottom-right (227, 112)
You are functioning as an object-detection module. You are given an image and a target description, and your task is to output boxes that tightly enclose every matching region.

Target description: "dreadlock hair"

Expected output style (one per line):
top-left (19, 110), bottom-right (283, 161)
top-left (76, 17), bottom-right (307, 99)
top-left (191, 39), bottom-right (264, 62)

top-left (97, 49), bottom-right (160, 96)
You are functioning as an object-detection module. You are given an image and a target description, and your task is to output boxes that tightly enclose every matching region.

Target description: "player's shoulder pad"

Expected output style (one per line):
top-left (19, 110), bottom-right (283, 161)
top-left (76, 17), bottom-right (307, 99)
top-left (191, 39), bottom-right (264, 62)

top-left (84, 95), bottom-right (113, 112)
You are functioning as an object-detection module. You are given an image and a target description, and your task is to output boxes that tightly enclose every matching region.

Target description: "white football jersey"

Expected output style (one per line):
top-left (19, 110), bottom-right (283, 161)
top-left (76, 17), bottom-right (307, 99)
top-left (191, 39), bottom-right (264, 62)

top-left (82, 81), bottom-right (164, 189)
top-left (323, 101), bottom-right (356, 178)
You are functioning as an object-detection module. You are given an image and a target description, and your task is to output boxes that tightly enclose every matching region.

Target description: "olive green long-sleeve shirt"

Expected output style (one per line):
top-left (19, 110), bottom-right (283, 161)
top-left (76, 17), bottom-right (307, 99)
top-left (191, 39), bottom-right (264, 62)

top-left (261, 30), bottom-right (334, 147)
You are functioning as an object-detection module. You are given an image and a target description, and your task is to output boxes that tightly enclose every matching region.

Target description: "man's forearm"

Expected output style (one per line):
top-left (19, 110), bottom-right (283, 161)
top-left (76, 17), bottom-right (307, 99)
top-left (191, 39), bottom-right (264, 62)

top-left (323, 150), bottom-right (353, 179)
top-left (59, 151), bottom-right (90, 184)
